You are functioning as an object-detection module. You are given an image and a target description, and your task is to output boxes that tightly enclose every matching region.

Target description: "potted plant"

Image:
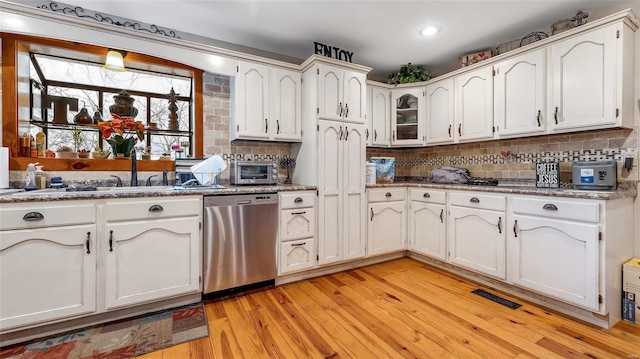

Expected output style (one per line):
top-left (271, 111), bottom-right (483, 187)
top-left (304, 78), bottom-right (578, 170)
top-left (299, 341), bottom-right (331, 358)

top-left (92, 146), bottom-right (111, 160)
top-left (388, 63), bottom-right (430, 85)
top-left (56, 145), bottom-right (77, 159)
top-left (70, 127), bottom-right (85, 152)
top-left (142, 146), bottom-right (152, 160)
top-left (78, 148), bottom-right (90, 158)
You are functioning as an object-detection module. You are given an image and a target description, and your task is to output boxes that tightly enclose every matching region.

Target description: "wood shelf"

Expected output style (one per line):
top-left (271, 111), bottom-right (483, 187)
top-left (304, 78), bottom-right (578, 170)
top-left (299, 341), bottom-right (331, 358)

top-left (10, 157), bottom-right (175, 171)
top-left (30, 121), bottom-right (192, 137)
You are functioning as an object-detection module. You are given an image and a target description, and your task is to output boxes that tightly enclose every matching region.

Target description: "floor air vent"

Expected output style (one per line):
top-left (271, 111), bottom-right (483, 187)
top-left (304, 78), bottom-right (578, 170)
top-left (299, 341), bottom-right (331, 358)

top-left (471, 288), bottom-right (522, 309)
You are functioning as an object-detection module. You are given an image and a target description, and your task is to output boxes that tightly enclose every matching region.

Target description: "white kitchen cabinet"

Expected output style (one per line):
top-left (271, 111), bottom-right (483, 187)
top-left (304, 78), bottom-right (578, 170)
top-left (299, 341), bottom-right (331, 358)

top-left (367, 84), bottom-right (391, 147)
top-left (508, 196), bottom-right (600, 310)
top-left (0, 201), bottom-right (97, 331)
top-left (317, 121), bottom-right (367, 264)
top-left (494, 48), bottom-right (546, 137)
top-left (367, 188), bottom-right (407, 257)
top-left (549, 22), bottom-right (635, 132)
top-left (454, 66), bottom-right (495, 142)
top-left (391, 87), bottom-right (424, 146)
top-left (425, 78), bottom-right (455, 145)
top-left (233, 61), bottom-right (301, 141)
top-left (279, 191), bottom-right (316, 275)
top-left (408, 189), bottom-right (447, 260)
top-left (102, 197), bottom-right (201, 310)
top-left (448, 192), bottom-right (506, 279)
top-left (318, 63), bottom-right (366, 124)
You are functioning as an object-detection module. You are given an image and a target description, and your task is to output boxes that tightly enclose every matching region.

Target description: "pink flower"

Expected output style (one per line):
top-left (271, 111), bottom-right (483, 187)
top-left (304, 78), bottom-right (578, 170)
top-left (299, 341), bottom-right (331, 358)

top-left (171, 144), bottom-right (181, 150)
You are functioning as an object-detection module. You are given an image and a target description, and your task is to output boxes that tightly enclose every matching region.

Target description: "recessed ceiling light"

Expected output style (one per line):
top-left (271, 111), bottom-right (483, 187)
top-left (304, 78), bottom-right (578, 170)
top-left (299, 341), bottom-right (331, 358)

top-left (421, 26), bottom-right (438, 37)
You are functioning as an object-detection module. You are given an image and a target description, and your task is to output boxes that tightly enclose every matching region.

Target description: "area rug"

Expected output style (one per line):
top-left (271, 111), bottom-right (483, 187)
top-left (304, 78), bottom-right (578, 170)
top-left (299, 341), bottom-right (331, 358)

top-left (0, 302), bottom-right (208, 359)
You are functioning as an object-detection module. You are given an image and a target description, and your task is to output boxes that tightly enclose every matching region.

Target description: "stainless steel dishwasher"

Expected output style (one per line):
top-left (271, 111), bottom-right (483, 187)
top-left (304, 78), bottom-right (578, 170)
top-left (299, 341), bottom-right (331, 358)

top-left (203, 193), bottom-right (278, 294)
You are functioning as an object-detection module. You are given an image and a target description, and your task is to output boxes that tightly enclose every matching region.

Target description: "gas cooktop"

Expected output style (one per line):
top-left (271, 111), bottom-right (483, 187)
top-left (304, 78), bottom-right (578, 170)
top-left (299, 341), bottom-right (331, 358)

top-left (467, 177), bottom-right (499, 186)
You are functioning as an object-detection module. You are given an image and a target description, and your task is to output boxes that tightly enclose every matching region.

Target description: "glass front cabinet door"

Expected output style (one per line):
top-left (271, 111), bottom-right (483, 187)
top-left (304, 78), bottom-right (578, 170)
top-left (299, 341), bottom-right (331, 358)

top-left (391, 88), bottom-right (424, 146)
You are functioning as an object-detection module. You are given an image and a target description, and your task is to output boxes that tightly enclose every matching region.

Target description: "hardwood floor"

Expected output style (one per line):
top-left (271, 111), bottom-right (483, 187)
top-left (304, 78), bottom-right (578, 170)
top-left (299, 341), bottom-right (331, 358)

top-left (139, 258), bottom-right (640, 358)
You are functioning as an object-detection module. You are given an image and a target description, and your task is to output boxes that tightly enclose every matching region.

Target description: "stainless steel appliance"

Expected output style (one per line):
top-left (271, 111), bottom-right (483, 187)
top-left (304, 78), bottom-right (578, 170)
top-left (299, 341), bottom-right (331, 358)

top-left (572, 160), bottom-right (617, 191)
top-left (230, 161), bottom-right (278, 185)
top-left (203, 193), bottom-right (278, 294)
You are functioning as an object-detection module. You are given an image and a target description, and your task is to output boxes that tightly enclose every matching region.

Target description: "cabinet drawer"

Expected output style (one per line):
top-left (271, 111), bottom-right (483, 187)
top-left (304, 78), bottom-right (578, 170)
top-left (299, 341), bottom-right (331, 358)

top-left (279, 238), bottom-right (315, 275)
top-left (511, 197), bottom-right (599, 223)
top-left (0, 201), bottom-right (95, 230)
top-left (368, 188), bottom-right (407, 202)
top-left (280, 191), bottom-right (316, 209)
top-left (449, 192), bottom-right (505, 211)
top-left (410, 189), bottom-right (446, 204)
top-left (280, 208), bottom-right (316, 241)
top-left (103, 196), bottom-right (201, 222)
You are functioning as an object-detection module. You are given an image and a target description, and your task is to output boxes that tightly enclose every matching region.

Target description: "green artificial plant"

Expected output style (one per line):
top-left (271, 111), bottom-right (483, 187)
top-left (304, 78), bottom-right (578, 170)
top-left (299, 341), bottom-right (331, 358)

top-left (388, 63), bottom-right (430, 85)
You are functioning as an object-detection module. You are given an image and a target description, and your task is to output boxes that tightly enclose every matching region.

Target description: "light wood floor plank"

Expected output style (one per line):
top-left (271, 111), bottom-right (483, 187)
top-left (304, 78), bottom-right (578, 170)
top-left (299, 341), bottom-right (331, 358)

top-left (144, 258), bottom-right (640, 358)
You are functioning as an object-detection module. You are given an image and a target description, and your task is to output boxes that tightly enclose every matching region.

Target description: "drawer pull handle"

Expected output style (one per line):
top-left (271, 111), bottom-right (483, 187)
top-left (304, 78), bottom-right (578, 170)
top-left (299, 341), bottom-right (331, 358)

top-left (542, 204), bottom-right (558, 211)
top-left (370, 208), bottom-right (374, 221)
top-left (149, 205), bottom-right (164, 212)
top-left (294, 197), bottom-right (303, 203)
top-left (291, 242), bottom-right (306, 247)
top-left (423, 193), bottom-right (431, 198)
top-left (109, 230), bottom-right (114, 252)
top-left (385, 192), bottom-right (392, 198)
top-left (292, 211), bottom-right (306, 215)
top-left (23, 212), bottom-right (44, 221)
top-left (86, 232), bottom-right (91, 254)
top-left (439, 209), bottom-right (444, 223)
top-left (513, 220), bottom-right (518, 238)
top-left (497, 217), bottom-right (502, 234)
top-left (470, 197), bottom-right (480, 203)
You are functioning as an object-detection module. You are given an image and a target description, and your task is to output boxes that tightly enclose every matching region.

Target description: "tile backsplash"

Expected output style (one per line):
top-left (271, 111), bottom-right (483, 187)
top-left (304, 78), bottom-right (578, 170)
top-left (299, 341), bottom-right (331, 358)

top-left (367, 129), bottom-right (639, 182)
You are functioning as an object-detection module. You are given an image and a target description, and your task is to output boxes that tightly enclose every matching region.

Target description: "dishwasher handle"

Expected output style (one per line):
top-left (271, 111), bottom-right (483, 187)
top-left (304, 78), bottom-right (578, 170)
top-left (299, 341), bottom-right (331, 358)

top-left (236, 200), bottom-right (252, 205)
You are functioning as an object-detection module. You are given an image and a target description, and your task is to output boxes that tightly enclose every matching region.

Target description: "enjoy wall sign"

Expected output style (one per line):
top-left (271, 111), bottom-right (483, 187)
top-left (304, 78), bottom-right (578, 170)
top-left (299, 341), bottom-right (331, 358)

top-left (314, 42), bottom-right (353, 63)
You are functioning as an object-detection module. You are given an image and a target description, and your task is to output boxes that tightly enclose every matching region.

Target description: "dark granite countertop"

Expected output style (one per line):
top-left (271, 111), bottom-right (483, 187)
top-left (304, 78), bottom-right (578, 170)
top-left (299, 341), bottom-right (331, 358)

top-left (0, 184), bottom-right (317, 204)
top-left (366, 181), bottom-right (637, 200)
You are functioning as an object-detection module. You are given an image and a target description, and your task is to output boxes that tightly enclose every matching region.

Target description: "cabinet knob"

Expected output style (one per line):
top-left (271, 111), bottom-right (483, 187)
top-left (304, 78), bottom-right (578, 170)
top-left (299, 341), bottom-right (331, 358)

top-left (294, 197), bottom-right (303, 203)
top-left (149, 204), bottom-right (164, 212)
top-left (423, 193), bottom-right (431, 198)
top-left (385, 192), bottom-right (392, 198)
top-left (23, 211), bottom-right (44, 221)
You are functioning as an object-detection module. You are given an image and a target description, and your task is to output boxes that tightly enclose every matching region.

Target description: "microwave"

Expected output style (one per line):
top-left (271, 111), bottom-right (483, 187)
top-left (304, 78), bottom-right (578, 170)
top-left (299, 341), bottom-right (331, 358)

top-left (230, 161), bottom-right (278, 185)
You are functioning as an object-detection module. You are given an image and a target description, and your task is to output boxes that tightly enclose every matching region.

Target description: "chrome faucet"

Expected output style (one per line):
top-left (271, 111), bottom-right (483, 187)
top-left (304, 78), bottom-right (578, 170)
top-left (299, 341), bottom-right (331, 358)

top-left (130, 148), bottom-right (138, 186)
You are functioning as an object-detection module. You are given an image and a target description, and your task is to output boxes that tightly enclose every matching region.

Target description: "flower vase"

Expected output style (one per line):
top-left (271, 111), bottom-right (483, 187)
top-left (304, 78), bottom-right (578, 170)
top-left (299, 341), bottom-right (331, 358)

top-left (106, 136), bottom-right (136, 158)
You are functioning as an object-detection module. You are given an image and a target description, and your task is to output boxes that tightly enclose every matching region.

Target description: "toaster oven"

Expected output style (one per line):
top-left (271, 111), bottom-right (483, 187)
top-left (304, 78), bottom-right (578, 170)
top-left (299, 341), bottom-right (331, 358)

top-left (230, 161), bottom-right (278, 185)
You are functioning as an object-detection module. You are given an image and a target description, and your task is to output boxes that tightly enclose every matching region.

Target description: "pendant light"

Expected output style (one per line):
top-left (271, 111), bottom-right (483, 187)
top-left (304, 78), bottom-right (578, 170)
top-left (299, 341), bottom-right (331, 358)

top-left (104, 49), bottom-right (127, 72)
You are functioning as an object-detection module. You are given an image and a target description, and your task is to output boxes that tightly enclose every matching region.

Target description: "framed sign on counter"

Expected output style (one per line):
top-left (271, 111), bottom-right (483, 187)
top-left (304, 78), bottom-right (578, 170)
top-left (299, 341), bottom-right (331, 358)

top-left (536, 162), bottom-right (559, 188)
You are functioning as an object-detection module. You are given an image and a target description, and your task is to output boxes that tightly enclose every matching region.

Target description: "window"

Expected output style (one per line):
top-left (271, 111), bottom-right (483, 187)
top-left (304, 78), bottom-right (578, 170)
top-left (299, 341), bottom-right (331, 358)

top-left (28, 53), bottom-right (193, 159)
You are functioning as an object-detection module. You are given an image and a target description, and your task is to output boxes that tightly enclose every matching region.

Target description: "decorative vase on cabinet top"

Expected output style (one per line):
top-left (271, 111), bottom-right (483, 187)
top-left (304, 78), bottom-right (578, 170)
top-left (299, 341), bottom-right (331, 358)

top-left (109, 90), bottom-right (138, 118)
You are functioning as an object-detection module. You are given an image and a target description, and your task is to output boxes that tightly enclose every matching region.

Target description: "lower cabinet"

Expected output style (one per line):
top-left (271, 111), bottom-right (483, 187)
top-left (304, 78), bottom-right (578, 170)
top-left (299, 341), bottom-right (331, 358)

top-left (367, 188), bottom-right (407, 257)
top-left (448, 192), bottom-right (506, 280)
top-left (408, 189), bottom-right (447, 260)
top-left (0, 225), bottom-right (97, 331)
top-left (278, 191), bottom-right (316, 275)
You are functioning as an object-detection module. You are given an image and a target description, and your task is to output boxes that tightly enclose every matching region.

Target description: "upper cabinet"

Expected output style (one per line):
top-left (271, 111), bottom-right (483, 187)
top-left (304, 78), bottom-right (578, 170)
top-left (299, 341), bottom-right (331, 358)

top-left (233, 61), bottom-right (302, 141)
top-left (549, 22), bottom-right (635, 132)
top-left (391, 87), bottom-right (425, 146)
top-left (494, 48), bottom-right (546, 138)
top-left (318, 64), bottom-right (366, 124)
top-left (425, 78), bottom-right (455, 145)
top-left (454, 66), bottom-right (495, 142)
top-left (367, 84), bottom-right (391, 147)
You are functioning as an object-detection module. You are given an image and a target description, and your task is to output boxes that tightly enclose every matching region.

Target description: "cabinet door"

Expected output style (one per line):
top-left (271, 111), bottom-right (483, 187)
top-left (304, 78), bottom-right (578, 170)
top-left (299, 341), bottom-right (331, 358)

top-left (318, 64), bottom-right (343, 121)
top-left (391, 87), bottom-right (424, 146)
top-left (454, 66), bottom-right (494, 142)
top-left (343, 124), bottom-right (366, 260)
top-left (425, 78), bottom-right (454, 145)
top-left (495, 48), bottom-right (546, 137)
top-left (448, 206), bottom-right (505, 279)
top-left (508, 215), bottom-right (599, 310)
top-left (409, 202), bottom-right (446, 260)
top-left (370, 86), bottom-right (391, 146)
top-left (272, 68), bottom-right (302, 141)
top-left (279, 238), bottom-right (315, 275)
top-left (280, 208), bottom-right (316, 241)
top-left (104, 217), bottom-right (200, 309)
top-left (317, 121), bottom-right (343, 265)
top-left (0, 225), bottom-right (96, 330)
top-left (368, 202), bottom-right (406, 257)
top-left (550, 25), bottom-right (618, 132)
top-left (236, 62), bottom-right (270, 139)
top-left (342, 70), bottom-right (366, 124)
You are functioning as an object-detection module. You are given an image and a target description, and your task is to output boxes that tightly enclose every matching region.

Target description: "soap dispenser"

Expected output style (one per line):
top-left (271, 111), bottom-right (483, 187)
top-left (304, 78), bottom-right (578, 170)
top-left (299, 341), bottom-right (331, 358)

top-left (35, 165), bottom-right (46, 189)
top-left (25, 162), bottom-right (37, 190)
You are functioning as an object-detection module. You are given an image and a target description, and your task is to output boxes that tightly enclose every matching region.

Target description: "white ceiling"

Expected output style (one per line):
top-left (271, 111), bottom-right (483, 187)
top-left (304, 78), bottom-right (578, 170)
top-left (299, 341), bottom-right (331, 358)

top-left (18, 0), bottom-right (632, 79)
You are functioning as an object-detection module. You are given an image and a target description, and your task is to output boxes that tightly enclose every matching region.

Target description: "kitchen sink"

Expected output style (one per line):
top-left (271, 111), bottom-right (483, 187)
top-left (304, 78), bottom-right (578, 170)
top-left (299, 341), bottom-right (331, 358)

top-left (11, 186), bottom-right (175, 195)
